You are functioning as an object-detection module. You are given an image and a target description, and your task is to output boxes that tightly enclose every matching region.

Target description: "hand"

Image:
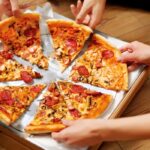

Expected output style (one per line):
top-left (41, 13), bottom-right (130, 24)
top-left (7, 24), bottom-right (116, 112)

top-left (0, 0), bottom-right (30, 20)
top-left (70, 0), bottom-right (106, 29)
top-left (52, 115), bottom-right (150, 147)
top-left (51, 119), bottom-right (107, 147)
top-left (120, 41), bottom-right (150, 71)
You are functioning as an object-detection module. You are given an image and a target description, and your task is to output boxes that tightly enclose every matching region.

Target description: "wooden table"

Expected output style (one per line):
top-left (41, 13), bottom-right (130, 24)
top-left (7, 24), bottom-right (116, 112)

top-left (50, 1), bottom-right (150, 150)
top-left (0, 0), bottom-right (150, 150)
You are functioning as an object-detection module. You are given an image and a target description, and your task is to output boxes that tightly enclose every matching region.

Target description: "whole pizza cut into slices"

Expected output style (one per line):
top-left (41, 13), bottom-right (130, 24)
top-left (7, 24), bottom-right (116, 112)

top-left (25, 81), bottom-right (112, 134)
top-left (47, 19), bottom-right (92, 71)
top-left (0, 50), bottom-right (42, 83)
top-left (0, 13), bottom-right (49, 69)
top-left (69, 34), bottom-right (128, 91)
top-left (0, 84), bottom-right (46, 125)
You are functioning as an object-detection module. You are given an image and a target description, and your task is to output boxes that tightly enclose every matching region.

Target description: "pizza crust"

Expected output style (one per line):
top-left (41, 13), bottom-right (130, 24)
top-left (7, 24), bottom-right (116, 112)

top-left (46, 19), bottom-right (92, 34)
top-left (25, 124), bottom-right (66, 134)
top-left (0, 13), bottom-right (40, 29)
top-left (0, 110), bottom-right (11, 125)
top-left (93, 34), bottom-right (121, 58)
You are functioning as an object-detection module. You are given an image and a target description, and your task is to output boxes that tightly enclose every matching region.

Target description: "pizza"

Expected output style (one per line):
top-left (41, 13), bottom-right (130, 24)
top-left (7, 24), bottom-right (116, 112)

top-left (25, 81), bottom-right (112, 134)
top-left (0, 13), bottom-right (49, 70)
top-left (0, 84), bottom-right (46, 125)
top-left (69, 34), bottom-right (128, 90)
top-left (47, 19), bottom-right (92, 71)
top-left (0, 50), bottom-right (42, 83)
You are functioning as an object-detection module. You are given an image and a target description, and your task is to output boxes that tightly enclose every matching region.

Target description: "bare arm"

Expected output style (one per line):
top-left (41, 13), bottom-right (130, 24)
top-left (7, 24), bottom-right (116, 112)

top-left (52, 114), bottom-right (150, 147)
top-left (102, 114), bottom-right (150, 141)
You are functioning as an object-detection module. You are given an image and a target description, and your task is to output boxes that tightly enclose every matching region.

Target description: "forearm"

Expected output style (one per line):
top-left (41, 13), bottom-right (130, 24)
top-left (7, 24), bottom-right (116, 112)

top-left (99, 114), bottom-right (150, 141)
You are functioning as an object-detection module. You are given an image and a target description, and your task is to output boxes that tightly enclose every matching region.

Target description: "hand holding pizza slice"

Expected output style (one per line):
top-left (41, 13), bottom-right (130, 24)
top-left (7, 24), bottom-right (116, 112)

top-left (25, 81), bottom-right (112, 134)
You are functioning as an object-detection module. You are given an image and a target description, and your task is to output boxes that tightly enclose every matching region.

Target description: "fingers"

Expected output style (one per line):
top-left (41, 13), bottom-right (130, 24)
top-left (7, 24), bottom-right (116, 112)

top-left (52, 132), bottom-right (67, 142)
top-left (62, 120), bottom-right (75, 126)
top-left (9, 0), bottom-right (19, 12)
top-left (89, 5), bottom-right (102, 29)
top-left (52, 120), bottom-right (75, 142)
top-left (82, 15), bottom-right (91, 25)
top-left (70, 0), bottom-right (82, 17)
top-left (128, 63), bottom-right (139, 72)
top-left (120, 43), bottom-right (134, 53)
top-left (120, 52), bottom-right (135, 63)
top-left (70, 4), bottom-right (77, 17)
top-left (77, 0), bottom-right (82, 12)
top-left (76, 1), bottom-right (91, 24)
top-left (89, 1), bottom-right (106, 29)
top-left (9, 0), bottom-right (22, 17)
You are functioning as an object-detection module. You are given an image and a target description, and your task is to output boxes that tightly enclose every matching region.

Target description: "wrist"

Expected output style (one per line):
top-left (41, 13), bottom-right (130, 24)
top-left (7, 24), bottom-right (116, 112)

top-left (95, 119), bottom-right (115, 141)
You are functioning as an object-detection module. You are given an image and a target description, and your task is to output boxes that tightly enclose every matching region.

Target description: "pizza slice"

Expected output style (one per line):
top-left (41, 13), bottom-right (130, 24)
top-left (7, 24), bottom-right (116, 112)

top-left (70, 34), bottom-right (128, 91)
top-left (0, 84), bottom-right (46, 125)
top-left (25, 82), bottom-right (67, 134)
top-left (0, 50), bottom-right (42, 83)
top-left (0, 13), bottom-right (49, 69)
top-left (47, 19), bottom-right (92, 71)
top-left (57, 81), bottom-right (112, 119)
top-left (25, 81), bottom-right (112, 134)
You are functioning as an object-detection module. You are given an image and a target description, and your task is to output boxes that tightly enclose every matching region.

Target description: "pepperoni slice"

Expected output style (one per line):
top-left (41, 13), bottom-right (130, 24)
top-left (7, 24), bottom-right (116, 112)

top-left (70, 85), bottom-right (85, 94)
top-left (75, 95), bottom-right (82, 102)
top-left (34, 72), bottom-right (42, 78)
top-left (20, 71), bottom-right (33, 83)
top-left (54, 90), bottom-right (60, 96)
top-left (37, 111), bottom-right (46, 117)
top-left (77, 66), bottom-right (89, 77)
top-left (31, 86), bottom-right (42, 93)
top-left (26, 38), bottom-right (35, 47)
top-left (102, 50), bottom-right (114, 59)
top-left (52, 118), bottom-right (61, 123)
top-left (0, 90), bottom-right (14, 105)
top-left (22, 53), bottom-right (29, 59)
top-left (81, 92), bottom-right (88, 98)
top-left (0, 90), bottom-right (12, 101)
top-left (68, 48), bottom-right (77, 55)
top-left (0, 59), bottom-right (4, 66)
top-left (86, 90), bottom-right (102, 96)
top-left (48, 86), bottom-right (55, 92)
top-left (44, 96), bottom-right (59, 107)
top-left (15, 102), bottom-right (24, 109)
top-left (24, 27), bottom-right (37, 37)
top-left (95, 60), bottom-right (102, 68)
top-left (69, 109), bottom-right (81, 118)
top-left (66, 38), bottom-right (77, 49)
top-left (0, 51), bottom-right (13, 60)
top-left (92, 39), bottom-right (101, 45)
top-left (72, 76), bottom-right (78, 82)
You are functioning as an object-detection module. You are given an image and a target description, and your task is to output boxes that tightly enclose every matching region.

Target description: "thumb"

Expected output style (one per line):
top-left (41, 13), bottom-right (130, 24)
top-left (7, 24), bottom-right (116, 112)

top-left (120, 43), bottom-right (134, 53)
top-left (62, 120), bottom-right (75, 126)
top-left (120, 52), bottom-right (136, 63)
